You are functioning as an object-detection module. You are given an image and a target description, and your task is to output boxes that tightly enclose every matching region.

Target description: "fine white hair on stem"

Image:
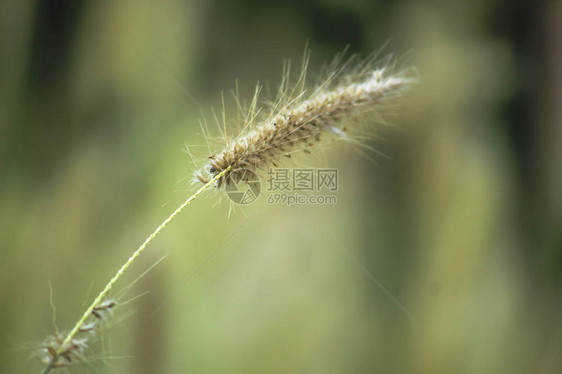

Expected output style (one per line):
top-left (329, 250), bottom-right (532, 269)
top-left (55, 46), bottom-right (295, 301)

top-left (194, 50), bottom-right (416, 188)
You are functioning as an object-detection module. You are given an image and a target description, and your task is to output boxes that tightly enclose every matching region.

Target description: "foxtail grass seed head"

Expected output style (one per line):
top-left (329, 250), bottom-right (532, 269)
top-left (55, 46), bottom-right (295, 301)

top-left (195, 54), bottom-right (415, 188)
top-left (38, 49), bottom-right (414, 373)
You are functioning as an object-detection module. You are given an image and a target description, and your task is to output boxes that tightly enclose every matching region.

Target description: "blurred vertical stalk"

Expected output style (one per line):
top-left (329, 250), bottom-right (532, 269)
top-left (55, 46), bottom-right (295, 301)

top-left (538, 2), bottom-right (562, 233)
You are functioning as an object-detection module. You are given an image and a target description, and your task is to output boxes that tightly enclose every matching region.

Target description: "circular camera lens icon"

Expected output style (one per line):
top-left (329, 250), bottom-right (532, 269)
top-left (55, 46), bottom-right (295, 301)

top-left (225, 170), bottom-right (261, 205)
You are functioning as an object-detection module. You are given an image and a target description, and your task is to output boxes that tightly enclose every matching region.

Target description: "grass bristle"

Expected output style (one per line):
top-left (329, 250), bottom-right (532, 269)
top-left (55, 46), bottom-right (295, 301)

top-left (38, 299), bottom-right (117, 370)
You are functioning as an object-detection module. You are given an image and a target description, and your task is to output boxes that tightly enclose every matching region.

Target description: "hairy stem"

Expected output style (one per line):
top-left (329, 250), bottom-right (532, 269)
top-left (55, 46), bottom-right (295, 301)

top-left (41, 166), bottom-right (231, 374)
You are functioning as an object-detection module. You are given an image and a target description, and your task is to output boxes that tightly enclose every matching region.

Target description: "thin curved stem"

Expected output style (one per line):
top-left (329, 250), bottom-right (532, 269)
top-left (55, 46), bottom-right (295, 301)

top-left (41, 166), bottom-right (230, 373)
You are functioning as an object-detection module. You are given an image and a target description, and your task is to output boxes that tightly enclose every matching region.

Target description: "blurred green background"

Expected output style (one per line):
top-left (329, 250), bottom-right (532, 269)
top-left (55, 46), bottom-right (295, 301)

top-left (1, 0), bottom-right (561, 373)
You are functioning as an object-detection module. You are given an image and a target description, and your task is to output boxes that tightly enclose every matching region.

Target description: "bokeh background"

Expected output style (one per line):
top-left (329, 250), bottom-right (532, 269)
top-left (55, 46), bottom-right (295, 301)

top-left (1, 0), bottom-right (561, 373)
